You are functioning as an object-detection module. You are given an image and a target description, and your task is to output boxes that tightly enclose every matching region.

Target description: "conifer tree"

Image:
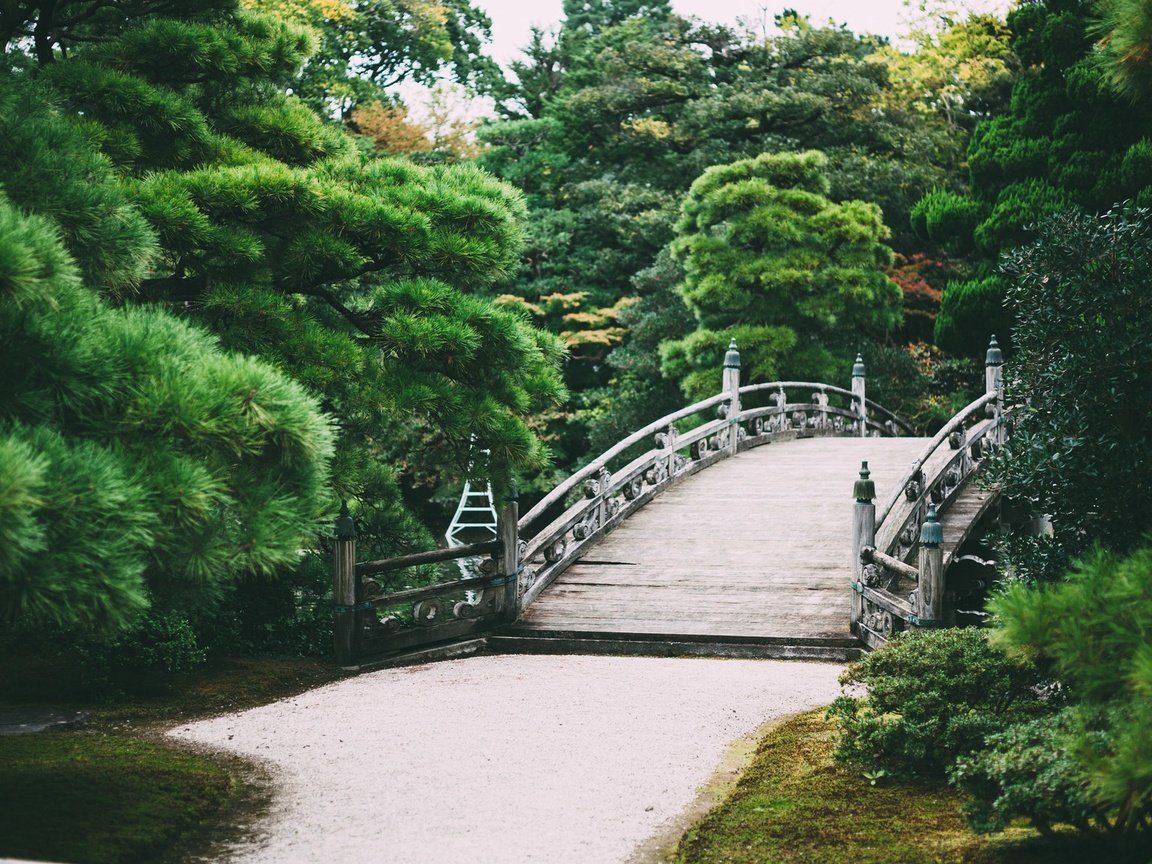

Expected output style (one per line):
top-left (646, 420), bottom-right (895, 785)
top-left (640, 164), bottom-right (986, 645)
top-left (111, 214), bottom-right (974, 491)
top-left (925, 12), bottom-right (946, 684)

top-left (0, 185), bottom-right (334, 632)
top-left (663, 151), bottom-right (902, 398)
top-left (911, 0), bottom-right (1152, 355)
top-left (0, 2), bottom-right (565, 575)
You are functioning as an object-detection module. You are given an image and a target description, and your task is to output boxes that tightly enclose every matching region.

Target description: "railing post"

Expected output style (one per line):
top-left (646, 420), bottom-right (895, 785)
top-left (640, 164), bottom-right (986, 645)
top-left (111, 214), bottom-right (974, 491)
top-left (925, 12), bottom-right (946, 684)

top-left (723, 339), bottom-right (741, 455)
top-left (851, 353), bottom-right (867, 437)
top-left (333, 499), bottom-right (359, 666)
top-left (498, 489), bottom-right (520, 624)
top-left (851, 461), bottom-right (876, 635)
top-left (985, 335), bottom-right (1005, 447)
top-left (916, 504), bottom-right (945, 625)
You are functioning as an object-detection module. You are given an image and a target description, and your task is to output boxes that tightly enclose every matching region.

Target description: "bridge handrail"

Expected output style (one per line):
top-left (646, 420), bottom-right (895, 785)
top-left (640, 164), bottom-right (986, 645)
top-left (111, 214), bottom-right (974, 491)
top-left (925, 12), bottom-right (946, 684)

top-left (739, 381), bottom-right (916, 436)
top-left (517, 393), bottom-right (729, 533)
top-left (875, 390), bottom-right (998, 530)
top-left (853, 336), bottom-right (1009, 651)
top-left (515, 367), bottom-right (912, 609)
top-left (331, 341), bottom-right (916, 664)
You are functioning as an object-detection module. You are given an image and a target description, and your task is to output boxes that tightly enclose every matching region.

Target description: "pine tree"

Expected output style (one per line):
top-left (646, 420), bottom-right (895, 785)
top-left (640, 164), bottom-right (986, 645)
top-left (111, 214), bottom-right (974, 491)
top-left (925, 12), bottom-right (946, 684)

top-left (663, 151), bottom-right (902, 399)
top-left (0, 1), bottom-right (566, 630)
top-left (0, 182), bottom-right (334, 632)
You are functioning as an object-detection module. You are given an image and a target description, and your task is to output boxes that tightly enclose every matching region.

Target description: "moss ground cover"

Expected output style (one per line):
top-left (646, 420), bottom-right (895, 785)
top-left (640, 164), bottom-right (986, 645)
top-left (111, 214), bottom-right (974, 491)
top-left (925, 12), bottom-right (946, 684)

top-left (0, 651), bottom-right (346, 864)
top-left (0, 732), bottom-right (238, 864)
top-left (674, 710), bottom-right (1097, 864)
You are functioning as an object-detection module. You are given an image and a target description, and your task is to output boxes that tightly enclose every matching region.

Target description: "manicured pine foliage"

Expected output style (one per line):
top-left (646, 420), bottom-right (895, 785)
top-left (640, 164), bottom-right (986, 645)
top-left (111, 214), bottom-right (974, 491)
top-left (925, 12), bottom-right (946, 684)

top-left (663, 151), bottom-right (903, 399)
top-left (912, 0), bottom-right (1152, 355)
top-left (0, 1), bottom-right (565, 528)
top-left (0, 190), bottom-right (335, 633)
top-left (953, 544), bottom-right (1152, 842)
top-left (0, 1), bottom-right (566, 647)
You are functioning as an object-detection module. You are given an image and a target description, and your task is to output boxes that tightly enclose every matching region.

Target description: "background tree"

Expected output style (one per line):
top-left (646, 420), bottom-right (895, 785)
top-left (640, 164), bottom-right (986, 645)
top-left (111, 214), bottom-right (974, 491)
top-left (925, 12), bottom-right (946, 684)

top-left (241, 0), bottom-right (504, 118)
top-left (989, 206), bottom-right (1152, 575)
top-left (0, 1), bottom-right (566, 653)
top-left (912, 0), bottom-right (1152, 355)
top-left (480, 9), bottom-right (965, 471)
top-left (662, 150), bottom-right (902, 399)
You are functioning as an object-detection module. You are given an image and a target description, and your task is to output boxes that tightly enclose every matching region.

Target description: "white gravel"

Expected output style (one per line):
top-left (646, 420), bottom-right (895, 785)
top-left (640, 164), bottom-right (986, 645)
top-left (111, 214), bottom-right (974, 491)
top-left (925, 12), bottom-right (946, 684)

top-left (169, 654), bottom-right (844, 864)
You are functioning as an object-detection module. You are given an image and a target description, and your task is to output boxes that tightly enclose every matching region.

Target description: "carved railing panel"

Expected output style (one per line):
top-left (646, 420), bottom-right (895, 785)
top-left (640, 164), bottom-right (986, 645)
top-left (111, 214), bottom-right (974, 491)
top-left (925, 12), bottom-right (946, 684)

top-left (853, 383), bottom-right (1008, 650)
top-left (517, 381), bottom-right (911, 609)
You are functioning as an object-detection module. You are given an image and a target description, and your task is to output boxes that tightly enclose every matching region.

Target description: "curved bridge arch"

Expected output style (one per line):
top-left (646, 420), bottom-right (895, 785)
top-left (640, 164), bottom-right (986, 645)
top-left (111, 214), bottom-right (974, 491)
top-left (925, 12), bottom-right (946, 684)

top-left (332, 339), bottom-right (1008, 666)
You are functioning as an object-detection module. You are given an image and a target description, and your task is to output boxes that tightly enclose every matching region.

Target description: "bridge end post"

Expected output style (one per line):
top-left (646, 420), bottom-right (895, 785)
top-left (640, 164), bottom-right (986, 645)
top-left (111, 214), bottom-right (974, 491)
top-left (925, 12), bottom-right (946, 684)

top-left (723, 339), bottom-right (741, 455)
top-left (916, 504), bottom-right (945, 625)
top-left (851, 353), bottom-right (867, 437)
top-left (333, 499), bottom-right (359, 667)
top-left (851, 461), bottom-right (876, 635)
top-left (985, 335), bottom-right (1005, 447)
top-left (498, 490), bottom-right (521, 624)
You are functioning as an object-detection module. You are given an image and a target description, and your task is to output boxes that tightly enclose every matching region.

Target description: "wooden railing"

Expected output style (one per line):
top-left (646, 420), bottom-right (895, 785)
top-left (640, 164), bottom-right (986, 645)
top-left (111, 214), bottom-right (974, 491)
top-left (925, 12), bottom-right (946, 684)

top-left (332, 341), bottom-right (912, 664)
top-left (850, 336), bottom-right (1007, 649)
top-left (331, 498), bottom-right (520, 666)
top-left (514, 345), bottom-right (913, 609)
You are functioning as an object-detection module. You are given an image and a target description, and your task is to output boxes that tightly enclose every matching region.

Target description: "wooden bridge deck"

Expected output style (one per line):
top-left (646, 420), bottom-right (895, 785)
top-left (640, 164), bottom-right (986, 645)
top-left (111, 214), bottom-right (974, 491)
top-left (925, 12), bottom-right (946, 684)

top-left (496, 436), bottom-right (930, 658)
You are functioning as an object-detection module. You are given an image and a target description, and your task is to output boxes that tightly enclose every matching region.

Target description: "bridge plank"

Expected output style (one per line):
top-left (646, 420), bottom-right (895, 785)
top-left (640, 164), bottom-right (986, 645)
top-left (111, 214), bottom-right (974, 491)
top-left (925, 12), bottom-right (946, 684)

top-left (508, 436), bottom-right (929, 646)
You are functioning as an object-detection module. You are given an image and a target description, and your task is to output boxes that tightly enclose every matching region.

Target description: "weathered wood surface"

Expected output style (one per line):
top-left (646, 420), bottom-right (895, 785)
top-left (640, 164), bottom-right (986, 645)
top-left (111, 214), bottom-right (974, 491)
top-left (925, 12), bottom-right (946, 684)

top-left (939, 483), bottom-right (996, 570)
top-left (507, 436), bottom-right (929, 646)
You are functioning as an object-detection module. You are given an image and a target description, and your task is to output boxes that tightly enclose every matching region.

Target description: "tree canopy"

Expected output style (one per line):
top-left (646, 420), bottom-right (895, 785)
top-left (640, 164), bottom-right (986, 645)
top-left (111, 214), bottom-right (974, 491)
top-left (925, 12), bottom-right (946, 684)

top-left (663, 150), bottom-right (902, 398)
top-left (0, 74), bottom-right (334, 631)
top-left (0, 0), bottom-right (566, 633)
top-left (912, 0), bottom-right (1152, 355)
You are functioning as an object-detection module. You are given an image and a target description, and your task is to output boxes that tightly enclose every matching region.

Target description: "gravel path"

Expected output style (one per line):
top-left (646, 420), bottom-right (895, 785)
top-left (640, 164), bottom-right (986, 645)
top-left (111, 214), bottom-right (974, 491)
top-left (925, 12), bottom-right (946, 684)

top-left (169, 654), bottom-right (844, 864)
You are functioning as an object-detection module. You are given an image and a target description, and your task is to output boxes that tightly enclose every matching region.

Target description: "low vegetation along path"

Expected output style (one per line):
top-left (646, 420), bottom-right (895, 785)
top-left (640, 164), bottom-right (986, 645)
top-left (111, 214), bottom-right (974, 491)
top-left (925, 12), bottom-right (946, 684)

top-left (170, 654), bottom-right (843, 863)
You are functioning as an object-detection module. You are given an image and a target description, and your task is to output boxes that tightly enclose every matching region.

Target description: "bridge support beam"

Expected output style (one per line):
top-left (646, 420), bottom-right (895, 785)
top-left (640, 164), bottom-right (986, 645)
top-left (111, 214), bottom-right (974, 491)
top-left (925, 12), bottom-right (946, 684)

top-left (851, 461), bottom-right (876, 635)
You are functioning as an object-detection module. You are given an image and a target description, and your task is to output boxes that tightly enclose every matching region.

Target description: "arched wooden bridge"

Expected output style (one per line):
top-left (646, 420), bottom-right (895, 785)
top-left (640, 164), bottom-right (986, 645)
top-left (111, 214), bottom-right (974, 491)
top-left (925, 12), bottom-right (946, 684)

top-left (333, 339), bottom-right (1009, 667)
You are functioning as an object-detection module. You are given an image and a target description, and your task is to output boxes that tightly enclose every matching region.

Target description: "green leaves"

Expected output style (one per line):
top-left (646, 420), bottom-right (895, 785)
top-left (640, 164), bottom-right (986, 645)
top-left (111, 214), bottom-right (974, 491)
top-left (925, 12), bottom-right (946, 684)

top-left (662, 150), bottom-right (901, 397)
top-left (0, 185), bottom-right (335, 633)
top-left (967, 543), bottom-right (1152, 837)
top-left (914, 0), bottom-right (1152, 355)
top-left (828, 628), bottom-right (1050, 780)
top-left (991, 206), bottom-right (1152, 564)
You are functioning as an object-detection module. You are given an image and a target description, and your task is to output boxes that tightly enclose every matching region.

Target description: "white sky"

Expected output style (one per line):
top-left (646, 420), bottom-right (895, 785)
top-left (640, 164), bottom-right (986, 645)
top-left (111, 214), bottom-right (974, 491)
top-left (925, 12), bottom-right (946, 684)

top-left (475, 0), bottom-right (1015, 65)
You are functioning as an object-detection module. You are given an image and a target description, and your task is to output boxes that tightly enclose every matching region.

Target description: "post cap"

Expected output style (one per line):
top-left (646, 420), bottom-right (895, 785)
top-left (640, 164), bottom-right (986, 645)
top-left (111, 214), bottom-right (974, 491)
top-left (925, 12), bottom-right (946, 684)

top-left (920, 503), bottom-right (943, 547)
top-left (723, 338), bottom-right (740, 369)
top-left (853, 460), bottom-right (876, 503)
top-left (334, 499), bottom-right (357, 540)
top-left (985, 335), bottom-right (1003, 368)
top-left (852, 353), bottom-right (865, 378)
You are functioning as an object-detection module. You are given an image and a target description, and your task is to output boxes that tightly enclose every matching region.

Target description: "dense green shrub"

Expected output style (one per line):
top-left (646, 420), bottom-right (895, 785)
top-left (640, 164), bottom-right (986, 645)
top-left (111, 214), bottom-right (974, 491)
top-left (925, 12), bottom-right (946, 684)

top-left (950, 543), bottom-right (1152, 845)
top-left (910, 190), bottom-right (984, 252)
top-left (951, 707), bottom-right (1109, 835)
top-left (74, 610), bottom-right (208, 695)
top-left (828, 628), bottom-right (1051, 779)
top-left (990, 206), bottom-right (1152, 573)
top-left (933, 273), bottom-right (1011, 357)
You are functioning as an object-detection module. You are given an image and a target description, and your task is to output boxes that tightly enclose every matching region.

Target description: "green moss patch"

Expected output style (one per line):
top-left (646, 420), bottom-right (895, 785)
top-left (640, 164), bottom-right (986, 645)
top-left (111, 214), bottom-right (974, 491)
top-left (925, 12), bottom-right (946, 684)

top-left (674, 710), bottom-right (1092, 864)
top-left (0, 731), bottom-right (238, 864)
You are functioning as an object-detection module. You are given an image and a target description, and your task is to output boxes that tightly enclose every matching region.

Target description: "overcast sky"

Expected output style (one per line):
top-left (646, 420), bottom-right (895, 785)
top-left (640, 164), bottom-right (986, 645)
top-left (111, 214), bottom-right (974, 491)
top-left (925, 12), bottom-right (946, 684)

top-left (474, 0), bottom-right (1014, 64)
